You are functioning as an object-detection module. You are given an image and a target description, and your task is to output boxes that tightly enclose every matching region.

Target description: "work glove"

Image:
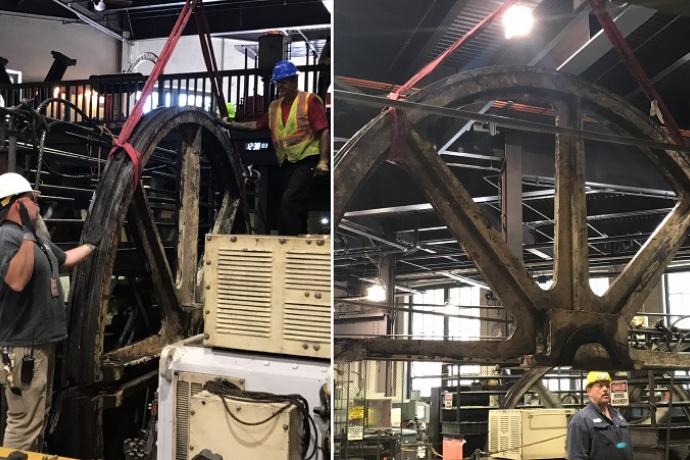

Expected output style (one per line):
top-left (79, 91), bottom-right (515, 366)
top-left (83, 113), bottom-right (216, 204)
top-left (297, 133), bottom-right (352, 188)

top-left (82, 225), bottom-right (105, 251)
top-left (314, 159), bottom-right (329, 176)
top-left (17, 202), bottom-right (36, 241)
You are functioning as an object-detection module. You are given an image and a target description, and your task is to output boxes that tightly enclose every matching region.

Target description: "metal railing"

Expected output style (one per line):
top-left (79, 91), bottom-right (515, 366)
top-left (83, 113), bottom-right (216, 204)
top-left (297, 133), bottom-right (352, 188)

top-left (0, 64), bottom-right (327, 125)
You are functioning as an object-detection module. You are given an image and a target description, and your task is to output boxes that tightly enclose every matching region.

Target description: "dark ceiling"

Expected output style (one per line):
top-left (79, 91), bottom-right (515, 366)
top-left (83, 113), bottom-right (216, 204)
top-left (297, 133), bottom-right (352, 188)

top-left (0, 0), bottom-right (330, 41)
top-left (334, 0), bottom-right (690, 292)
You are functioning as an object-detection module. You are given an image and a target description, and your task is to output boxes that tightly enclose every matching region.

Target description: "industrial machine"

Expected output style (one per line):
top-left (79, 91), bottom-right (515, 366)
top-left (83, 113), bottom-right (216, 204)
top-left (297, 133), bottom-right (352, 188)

top-left (157, 336), bottom-right (331, 460)
top-left (487, 409), bottom-right (575, 459)
top-left (189, 392), bottom-right (303, 459)
top-left (203, 234), bottom-right (331, 359)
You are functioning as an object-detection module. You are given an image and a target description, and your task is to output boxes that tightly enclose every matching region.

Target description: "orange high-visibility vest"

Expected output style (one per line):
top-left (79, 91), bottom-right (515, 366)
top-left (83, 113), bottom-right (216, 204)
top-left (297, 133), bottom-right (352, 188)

top-left (268, 91), bottom-right (322, 164)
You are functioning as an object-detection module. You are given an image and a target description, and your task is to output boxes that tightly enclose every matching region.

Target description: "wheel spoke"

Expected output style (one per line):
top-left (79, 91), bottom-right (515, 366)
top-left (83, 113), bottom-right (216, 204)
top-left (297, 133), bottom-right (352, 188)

top-left (605, 196), bottom-right (690, 322)
top-left (551, 100), bottom-right (595, 310)
top-left (176, 125), bottom-right (202, 307)
top-left (131, 186), bottom-right (183, 337)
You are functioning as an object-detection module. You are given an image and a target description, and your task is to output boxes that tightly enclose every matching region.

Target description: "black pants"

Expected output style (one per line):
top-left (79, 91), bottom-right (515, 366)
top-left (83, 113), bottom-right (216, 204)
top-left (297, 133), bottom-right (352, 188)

top-left (279, 155), bottom-right (318, 235)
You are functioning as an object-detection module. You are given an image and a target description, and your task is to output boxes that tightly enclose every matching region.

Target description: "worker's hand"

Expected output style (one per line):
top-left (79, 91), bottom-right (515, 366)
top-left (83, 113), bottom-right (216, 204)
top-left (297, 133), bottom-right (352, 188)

top-left (222, 118), bottom-right (237, 129)
top-left (17, 201), bottom-right (37, 237)
top-left (314, 160), bottom-right (329, 176)
top-left (83, 226), bottom-right (105, 249)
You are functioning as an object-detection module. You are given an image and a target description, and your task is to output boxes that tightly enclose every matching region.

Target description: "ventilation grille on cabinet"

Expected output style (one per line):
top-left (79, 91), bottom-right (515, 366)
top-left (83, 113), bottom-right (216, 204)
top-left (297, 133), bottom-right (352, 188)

top-left (215, 249), bottom-right (273, 338)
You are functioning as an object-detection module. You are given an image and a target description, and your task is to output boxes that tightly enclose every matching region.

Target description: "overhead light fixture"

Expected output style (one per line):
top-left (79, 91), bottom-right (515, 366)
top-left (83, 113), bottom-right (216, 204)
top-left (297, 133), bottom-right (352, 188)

top-left (395, 285), bottom-right (424, 295)
top-left (366, 282), bottom-right (386, 302)
top-left (502, 4), bottom-right (534, 39)
top-left (320, 216), bottom-right (330, 225)
top-left (442, 272), bottom-right (489, 290)
top-left (94, 0), bottom-right (106, 12)
top-left (527, 248), bottom-right (553, 260)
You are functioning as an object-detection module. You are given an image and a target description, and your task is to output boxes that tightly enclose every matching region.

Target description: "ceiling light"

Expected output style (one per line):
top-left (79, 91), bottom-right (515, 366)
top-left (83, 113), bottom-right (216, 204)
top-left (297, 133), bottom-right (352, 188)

top-left (502, 4), bottom-right (534, 40)
top-left (527, 248), bottom-right (553, 260)
top-left (94, 0), bottom-right (106, 12)
top-left (442, 272), bottom-right (489, 290)
top-left (366, 283), bottom-right (386, 302)
top-left (320, 217), bottom-right (329, 225)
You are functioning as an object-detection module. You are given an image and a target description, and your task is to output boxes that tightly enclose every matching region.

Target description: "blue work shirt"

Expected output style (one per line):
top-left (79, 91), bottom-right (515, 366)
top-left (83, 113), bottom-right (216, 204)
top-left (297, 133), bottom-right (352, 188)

top-left (567, 402), bottom-right (633, 460)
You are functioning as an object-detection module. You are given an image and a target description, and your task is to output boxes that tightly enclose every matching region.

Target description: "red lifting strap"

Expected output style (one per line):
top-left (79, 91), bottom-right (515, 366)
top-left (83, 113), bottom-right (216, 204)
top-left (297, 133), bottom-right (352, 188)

top-left (387, 0), bottom-right (517, 159)
top-left (195, 1), bottom-right (228, 118)
top-left (109, 0), bottom-right (201, 187)
top-left (589, 0), bottom-right (685, 146)
top-left (389, 0), bottom-right (517, 101)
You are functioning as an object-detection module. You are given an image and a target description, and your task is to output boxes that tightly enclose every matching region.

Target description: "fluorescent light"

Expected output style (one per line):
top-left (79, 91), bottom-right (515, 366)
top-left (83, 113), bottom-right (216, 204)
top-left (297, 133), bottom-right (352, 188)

top-left (503, 5), bottom-right (534, 39)
top-left (527, 248), bottom-right (553, 260)
top-left (442, 272), bottom-right (489, 290)
top-left (366, 283), bottom-right (386, 302)
top-left (396, 285), bottom-right (424, 295)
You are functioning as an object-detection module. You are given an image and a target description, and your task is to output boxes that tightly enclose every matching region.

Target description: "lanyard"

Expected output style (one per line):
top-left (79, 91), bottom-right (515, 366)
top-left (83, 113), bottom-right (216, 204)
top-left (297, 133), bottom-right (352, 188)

top-left (36, 239), bottom-right (55, 277)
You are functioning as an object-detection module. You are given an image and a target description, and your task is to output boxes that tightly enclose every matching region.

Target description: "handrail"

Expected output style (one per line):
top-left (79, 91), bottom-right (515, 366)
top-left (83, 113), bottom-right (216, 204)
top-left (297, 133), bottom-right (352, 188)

top-left (0, 64), bottom-right (328, 124)
top-left (0, 64), bottom-right (326, 89)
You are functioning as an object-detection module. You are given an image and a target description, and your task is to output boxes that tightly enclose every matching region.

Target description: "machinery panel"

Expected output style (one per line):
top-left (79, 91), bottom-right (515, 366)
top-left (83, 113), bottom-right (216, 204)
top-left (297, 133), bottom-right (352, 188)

top-left (189, 391), bottom-right (301, 460)
top-left (172, 371), bottom-right (245, 460)
top-left (204, 234), bottom-right (331, 359)
top-left (488, 409), bottom-right (575, 459)
top-left (158, 337), bottom-right (330, 460)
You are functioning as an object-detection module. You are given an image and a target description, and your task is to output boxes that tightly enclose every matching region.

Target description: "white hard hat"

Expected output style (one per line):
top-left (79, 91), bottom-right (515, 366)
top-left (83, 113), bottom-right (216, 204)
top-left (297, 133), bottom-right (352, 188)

top-left (0, 173), bottom-right (39, 209)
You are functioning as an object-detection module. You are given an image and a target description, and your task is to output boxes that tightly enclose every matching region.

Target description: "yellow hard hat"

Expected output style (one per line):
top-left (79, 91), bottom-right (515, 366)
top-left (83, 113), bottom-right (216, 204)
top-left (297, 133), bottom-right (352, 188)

top-left (586, 371), bottom-right (612, 387)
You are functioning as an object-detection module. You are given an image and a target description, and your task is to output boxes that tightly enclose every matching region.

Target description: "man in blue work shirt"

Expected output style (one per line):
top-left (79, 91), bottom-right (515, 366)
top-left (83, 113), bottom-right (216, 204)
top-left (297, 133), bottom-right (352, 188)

top-left (567, 371), bottom-right (634, 459)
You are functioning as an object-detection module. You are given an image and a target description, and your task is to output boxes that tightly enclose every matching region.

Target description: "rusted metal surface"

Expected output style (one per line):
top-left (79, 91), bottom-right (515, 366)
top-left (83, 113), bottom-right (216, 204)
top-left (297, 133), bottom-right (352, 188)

top-left (176, 126), bottom-right (202, 307)
top-left (335, 66), bottom-right (690, 369)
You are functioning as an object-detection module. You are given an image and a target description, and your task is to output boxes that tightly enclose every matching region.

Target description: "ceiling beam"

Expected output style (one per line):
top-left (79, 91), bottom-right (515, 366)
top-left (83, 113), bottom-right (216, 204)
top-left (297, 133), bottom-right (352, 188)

top-left (48, 0), bottom-right (130, 43)
top-left (625, 50), bottom-right (690, 99)
top-left (557, 4), bottom-right (656, 74)
top-left (127, 0), bottom-right (330, 40)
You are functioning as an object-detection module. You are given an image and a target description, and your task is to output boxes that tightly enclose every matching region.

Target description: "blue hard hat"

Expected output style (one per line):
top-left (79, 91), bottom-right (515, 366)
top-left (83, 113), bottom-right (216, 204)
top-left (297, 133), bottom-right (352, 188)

top-left (272, 60), bottom-right (298, 82)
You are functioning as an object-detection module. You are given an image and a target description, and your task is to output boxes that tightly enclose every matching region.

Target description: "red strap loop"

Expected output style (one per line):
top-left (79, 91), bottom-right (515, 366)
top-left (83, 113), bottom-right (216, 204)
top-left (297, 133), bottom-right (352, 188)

top-left (110, 0), bottom-right (201, 188)
top-left (386, 0), bottom-right (517, 159)
top-left (109, 140), bottom-right (141, 188)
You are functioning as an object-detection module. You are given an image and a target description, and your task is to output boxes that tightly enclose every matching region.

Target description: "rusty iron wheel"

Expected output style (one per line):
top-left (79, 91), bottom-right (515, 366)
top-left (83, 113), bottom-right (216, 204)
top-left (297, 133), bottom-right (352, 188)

top-left (50, 106), bottom-right (249, 458)
top-left (334, 66), bottom-right (690, 369)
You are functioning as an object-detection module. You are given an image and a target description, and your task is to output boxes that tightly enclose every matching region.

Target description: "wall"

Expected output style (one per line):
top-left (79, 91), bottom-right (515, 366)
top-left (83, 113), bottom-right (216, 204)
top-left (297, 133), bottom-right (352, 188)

top-left (125, 36), bottom-right (313, 74)
top-left (0, 14), bottom-right (120, 82)
top-left (125, 36), bottom-right (253, 74)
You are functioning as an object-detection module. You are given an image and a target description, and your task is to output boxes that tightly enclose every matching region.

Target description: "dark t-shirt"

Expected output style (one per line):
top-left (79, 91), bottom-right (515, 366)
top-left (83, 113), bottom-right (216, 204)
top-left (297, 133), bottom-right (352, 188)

top-left (0, 221), bottom-right (67, 346)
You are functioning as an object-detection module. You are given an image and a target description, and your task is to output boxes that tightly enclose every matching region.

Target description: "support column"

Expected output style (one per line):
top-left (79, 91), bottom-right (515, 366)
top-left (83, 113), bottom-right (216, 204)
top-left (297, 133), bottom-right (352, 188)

top-left (502, 132), bottom-right (523, 261)
top-left (378, 252), bottom-right (398, 397)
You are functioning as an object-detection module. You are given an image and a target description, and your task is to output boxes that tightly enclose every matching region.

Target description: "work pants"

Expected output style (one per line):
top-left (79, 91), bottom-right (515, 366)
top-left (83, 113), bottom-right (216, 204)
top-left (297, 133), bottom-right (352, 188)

top-left (280, 155), bottom-right (318, 235)
top-left (1, 344), bottom-right (55, 451)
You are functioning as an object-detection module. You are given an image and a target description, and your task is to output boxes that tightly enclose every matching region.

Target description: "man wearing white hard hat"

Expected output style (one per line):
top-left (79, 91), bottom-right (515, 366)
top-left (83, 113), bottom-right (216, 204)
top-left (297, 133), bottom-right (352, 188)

top-left (0, 172), bottom-right (97, 450)
top-left (567, 371), bottom-right (633, 459)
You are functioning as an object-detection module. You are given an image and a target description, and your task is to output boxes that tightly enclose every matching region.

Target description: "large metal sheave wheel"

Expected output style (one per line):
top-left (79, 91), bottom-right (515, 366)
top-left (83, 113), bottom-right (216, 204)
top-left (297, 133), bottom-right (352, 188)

top-left (335, 66), bottom-right (690, 369)
top-left (51, 106), bottom-right (249, 458)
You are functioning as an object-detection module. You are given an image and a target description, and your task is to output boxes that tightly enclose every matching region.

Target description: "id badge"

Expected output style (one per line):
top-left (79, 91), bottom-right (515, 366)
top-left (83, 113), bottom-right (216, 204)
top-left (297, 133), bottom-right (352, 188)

top-left (50, 276), bottom-right (60, 298)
